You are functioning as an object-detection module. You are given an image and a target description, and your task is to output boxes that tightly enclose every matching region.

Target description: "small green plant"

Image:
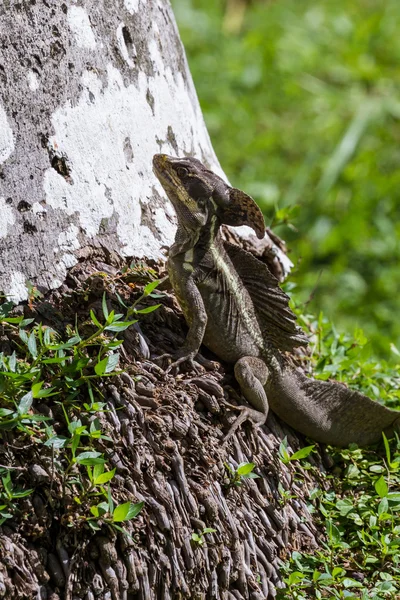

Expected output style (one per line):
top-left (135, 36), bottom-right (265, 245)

top-left (278, 437), bottom-right (315, 465)
top-left (87, 485), bottom-right (144, 537)
top-left (225, 461), bottom-right (260, 487)
top-left (278, 433), bottom-right (400, 599)
top-left (0, 280), bottom-right (160, 529)
top-left (274, 310), bottom-right (400, 598)
top-left (0, 470), bottom-right (33, 525)
top-left (191, 527), bottom-right (217, 546)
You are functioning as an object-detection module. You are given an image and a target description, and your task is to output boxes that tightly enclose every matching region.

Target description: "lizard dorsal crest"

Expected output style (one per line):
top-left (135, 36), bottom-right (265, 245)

top-left (224, 242), bottom-right (309, 352)
top-left (213, 186), bottom-right (265, 239)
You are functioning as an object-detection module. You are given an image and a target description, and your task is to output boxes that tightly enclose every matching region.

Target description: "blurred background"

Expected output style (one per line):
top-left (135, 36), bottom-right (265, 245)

top-left (172, 0), bottom-right (400, 361)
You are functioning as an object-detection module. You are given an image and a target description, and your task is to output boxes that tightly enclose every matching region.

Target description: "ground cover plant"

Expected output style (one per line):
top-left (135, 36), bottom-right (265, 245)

top-left (277, 307), bottom-right (400, 598)
top-left (0, 277), bottom-right (162, 537)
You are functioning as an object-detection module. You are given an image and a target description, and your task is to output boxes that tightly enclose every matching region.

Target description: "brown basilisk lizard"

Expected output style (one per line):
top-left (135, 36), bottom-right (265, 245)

top-left (153, 153), bottom-right (400, 447)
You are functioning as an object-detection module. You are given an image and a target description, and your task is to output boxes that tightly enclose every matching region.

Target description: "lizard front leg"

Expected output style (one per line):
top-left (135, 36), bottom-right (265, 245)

top-left (161, 268), bottom-right (208, 373)
top-left (224, 357), bottom-right (270, 441)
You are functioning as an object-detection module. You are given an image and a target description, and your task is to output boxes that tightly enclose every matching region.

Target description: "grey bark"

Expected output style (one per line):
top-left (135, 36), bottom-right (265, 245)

top-left (0, 0), bottom-right (220, 303)
top-left (0, 0), bottom-right (289, 305)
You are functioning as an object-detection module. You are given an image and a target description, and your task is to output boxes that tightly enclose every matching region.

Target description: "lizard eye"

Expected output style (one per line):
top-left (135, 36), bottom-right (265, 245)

top-left (176, 166), bottom-right (188, 178)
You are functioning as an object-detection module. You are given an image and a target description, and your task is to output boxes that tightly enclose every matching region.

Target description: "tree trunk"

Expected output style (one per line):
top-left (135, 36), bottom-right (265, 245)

top-left (0, 2), bottom-right (325, 599)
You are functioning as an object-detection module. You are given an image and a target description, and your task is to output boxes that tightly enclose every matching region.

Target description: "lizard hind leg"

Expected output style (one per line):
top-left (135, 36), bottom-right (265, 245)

top-left (223, 357), bottom-right (270, 442)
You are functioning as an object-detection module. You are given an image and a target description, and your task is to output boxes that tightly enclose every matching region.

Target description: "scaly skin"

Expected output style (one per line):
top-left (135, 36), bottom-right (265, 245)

top-left (153, 153), bottom-right (400, 447)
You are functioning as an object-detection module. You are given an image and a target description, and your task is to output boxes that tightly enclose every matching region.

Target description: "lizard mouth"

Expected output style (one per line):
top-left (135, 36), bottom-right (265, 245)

top-left (152, 154), bottom-right (174, 185)
top-left (152, 153), bottom-right (185, 204)
top-left (153, 153), bottom-right (206, 231)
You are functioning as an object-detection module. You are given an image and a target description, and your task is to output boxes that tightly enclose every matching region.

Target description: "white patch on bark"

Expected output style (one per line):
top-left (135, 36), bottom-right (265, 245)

top-left (32, 202), bottom-right (47, 215)
top-left (0, 105), bottom-right (15, 164)
top-left (124, 0), bottom-right (140, 14)
top-left (58, 224), bottom-right (80, 251)
top-left (43, 43), bottom-right (217, 259)
top-left (27, 70), bottom-right (40, 91)
top-left (0, 198), bottom-right (15, 239)
top-left (8, 271), bottom-right (29, 303)
top-left (68, 6), bottom-right (96, 50)
top-left (57, 224), bottom-right (80, 270)
top-left (116, 23), bottom-right (136, 68)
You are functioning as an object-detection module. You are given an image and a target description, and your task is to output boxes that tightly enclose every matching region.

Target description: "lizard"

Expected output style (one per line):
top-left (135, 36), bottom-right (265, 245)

top-left (152, 153), bottom-right (400, 447)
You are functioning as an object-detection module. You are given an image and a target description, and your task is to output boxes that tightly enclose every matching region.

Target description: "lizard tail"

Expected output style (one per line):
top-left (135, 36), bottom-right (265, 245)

top-left (268, 365), bottom-right (400, 447)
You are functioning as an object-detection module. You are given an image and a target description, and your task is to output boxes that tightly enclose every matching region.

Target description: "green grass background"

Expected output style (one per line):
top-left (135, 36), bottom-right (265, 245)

top-left (172, 0), bottom-right (400, 360)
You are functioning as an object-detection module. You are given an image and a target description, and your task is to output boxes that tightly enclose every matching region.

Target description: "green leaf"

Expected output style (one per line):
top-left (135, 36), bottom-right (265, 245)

top-left (68, 420), bottom-right (85, 435)
top-left (20, 318), bottom-right (34, 327)
top-left (0, 409), bottom-right (13, 417)
top-left (191, 533), bottom-right (203, 544)
top-left (18, 391), bottom-right (33, 415)
top-left (90, 309), bottom-right (102, 328)
top-left (44, 435), bottom-right (68, 448)
top-left (102, 293), bottom-right (109, 320)
top-left (94, 357), bottom-right (108, 376)
top-left (143, 280), bottom-right (160, 296)
top-left (2, 472), bottom-right (12, 496)
top-left (75, 451), bottom-right (105, 466)
top-left (278, 437), bottom-right (290, 463)
top-left (326, 519), bottom-right (341, 545)
top-left (32, 381), bottom-right (43, 397)
top-left (27, 332), bottom-right (37, 358)
top-left (116, 292), bottom-right (129, 309)
top-left (375, 475), bottom-right (388, 498)
top-left (242, 472), bottom-right (260, 479)
top-left (71, 434), bottom-right (80, 458)
top-left (8, 352), bottom-right (16, 372)
top-left (93, 463), bottom-right (104, 481)
top-left (113, 501), bottom-right (144, 522)
top-left (105, 353), bottom-right (119, 373)
top-left (287, 572), bottom-right (305, 585)
top-left (105, 310), bottom-right (115, 325)
top-left (134, 304), bottom-right (161, 315)
top-left (369, 464), bottom-right (385, 473)
top-left (95, 353), bottom-right (119, 375)
top-left (2, 316), bottom-right (23, 324)
top-left (11, 487), bottom-right (34, 499)
top-left (202, 527), bottom-right (216, 534)
top-left (288, 445), bottom-right (315, 461)
top-left (19, 329), bottom-right (29, 344)
top-left (382, 432), bottom-right (395, 469)
top-left (107, 484), bottom-right (114, 515)
top-left (90, 501), bottom-right (109, 518)
top-left (94, 468), bottom-right (116, 485)
top-left (387, 492), bottom-right (400, 502)
top-left (237, 462), bottom-right (256, 476)
top-left (342, 578), bottom-right (364, 588)
top-left (378, 497), bottom-right (389, 516)
top-left (336, 498), bottom-right (354, 516)
top-left (104, 321), bottom-right (136, 332)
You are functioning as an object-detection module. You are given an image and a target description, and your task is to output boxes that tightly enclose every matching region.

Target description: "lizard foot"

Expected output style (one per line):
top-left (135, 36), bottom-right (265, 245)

top-left (154, 352), bottom-right (204, 374)
top-left (223, 404), bottom-right (266, 444)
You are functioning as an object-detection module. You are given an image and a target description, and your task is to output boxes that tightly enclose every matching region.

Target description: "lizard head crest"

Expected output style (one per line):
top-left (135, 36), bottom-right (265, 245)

top-left (153, 154), bottom-right (265, 239)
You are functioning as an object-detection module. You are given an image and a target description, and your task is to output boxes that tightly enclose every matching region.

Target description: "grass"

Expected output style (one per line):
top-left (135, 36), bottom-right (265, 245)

top-left (275, 303), bottom-right (400, 598)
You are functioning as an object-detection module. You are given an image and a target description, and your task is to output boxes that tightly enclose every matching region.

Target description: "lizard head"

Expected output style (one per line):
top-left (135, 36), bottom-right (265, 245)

top-left (153, 154), bottom-right (265, 239)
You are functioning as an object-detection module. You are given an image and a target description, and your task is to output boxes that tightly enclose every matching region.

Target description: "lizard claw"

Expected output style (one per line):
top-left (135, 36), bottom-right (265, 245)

top-left (154, 352), bottom-right (204, 374)
top-left (222, 405), bottom-right (266, 444)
